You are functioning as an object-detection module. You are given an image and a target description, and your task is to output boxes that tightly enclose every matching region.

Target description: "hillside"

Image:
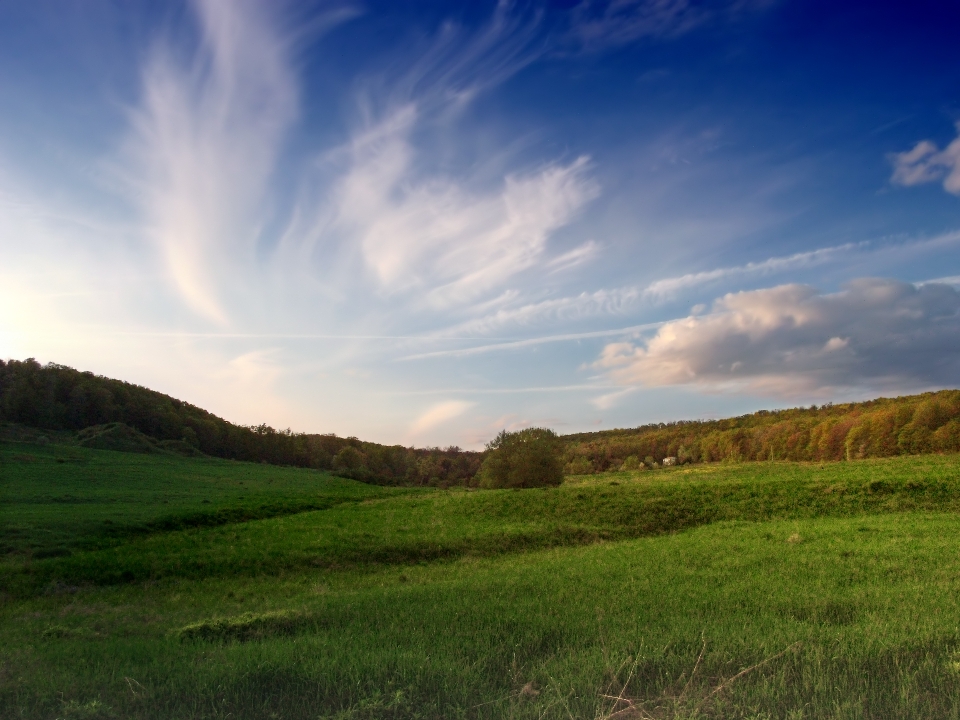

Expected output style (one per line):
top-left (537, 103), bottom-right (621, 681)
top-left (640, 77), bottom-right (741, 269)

top-left (0, 358), bottom-right (482, 486)
top-left (4, 358), bottom-right (960, 486)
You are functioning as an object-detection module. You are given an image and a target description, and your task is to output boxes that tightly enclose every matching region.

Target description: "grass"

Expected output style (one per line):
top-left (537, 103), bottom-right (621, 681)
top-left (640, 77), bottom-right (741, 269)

top-left (0, 440), bottom-right (407, 559)
top-left (3, 441), bottom-right (960, 718)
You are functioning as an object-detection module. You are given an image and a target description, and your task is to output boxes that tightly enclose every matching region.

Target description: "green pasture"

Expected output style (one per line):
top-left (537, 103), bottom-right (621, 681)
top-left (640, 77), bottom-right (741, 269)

top-left (0, 441), bottom-right (405, 559)
top-left (3, 442), bottom-right (960, 718)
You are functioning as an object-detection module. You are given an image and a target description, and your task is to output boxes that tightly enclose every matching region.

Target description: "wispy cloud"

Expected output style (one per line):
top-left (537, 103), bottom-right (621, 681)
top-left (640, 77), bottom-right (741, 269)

top-left (563, 0), bottom-right (771, 52)
top-left (273, 5), bottom-right (604, 317)
top-left (121, 0), bottom-right (299, 323)
top-left (435, 286), bottom-right (643, 338)
top-left (333, 111), bottom-right (599, 307)
top-left (378, 2), bottom-right (545, 114)
top-left (408, 400), bottom-right (474, 437)
top-left (642, 243), bottom-right (861, 299)
top-left (547, 240), bottom-right (600, 273)
top-left (431, 242), bottom-right (859, 340)
top-left (400, 321), bottom-right (666, 360)
top-left (890, 122), bottom-right (960, 196)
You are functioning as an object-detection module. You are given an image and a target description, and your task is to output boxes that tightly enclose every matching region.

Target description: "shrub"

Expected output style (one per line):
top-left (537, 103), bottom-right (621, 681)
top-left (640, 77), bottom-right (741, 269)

top-left (565, 457), bottom-right (594, 475)
top-left (620, 455), bottom-right (641, 471)
top-left (478, 428), bottom-right (563, 489)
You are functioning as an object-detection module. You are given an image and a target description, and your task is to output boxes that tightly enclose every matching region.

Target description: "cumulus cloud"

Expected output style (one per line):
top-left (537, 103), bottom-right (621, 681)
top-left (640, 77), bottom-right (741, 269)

top-left (594, 278), bottom-right (960, 396)
top-left (123, 0), bottom-right (298, 323)
top-left (890, 123), bottom-right (960, 196)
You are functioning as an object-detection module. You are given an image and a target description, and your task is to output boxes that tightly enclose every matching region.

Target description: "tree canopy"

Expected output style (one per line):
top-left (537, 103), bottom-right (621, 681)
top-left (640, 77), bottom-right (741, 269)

top-left (478, 427), bottom-right (564, 489)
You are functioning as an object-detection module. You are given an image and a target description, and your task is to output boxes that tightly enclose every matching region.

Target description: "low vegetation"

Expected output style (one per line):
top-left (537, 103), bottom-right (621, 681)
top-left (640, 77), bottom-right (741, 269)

top-left (4, 436), bottom-right (960, 718)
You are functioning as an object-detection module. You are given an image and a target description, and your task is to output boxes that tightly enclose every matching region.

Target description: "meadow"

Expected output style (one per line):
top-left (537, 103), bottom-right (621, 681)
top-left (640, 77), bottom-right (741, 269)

top-left (4, 439), bottom-right (960, 718)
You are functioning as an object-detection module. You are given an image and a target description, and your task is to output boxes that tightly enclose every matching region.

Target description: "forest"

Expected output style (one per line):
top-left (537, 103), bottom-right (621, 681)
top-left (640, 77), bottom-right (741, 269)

top-left (3, 358), bottom-right (960, 485)
top-left (562, 389), bottom-right (960, 473)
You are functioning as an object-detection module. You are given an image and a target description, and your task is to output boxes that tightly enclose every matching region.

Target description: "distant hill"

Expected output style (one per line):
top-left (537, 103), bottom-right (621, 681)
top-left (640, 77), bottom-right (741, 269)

top-left (3, 358), bottom-right (959, 484)
top-left (0, 358), bottom-right (481, 486)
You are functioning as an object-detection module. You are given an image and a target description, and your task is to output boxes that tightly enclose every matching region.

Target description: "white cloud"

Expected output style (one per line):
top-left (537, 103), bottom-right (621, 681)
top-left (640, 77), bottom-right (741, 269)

top-left (565, 0), bottom-right (771, 52)
top-left (890, 123), bottom-right (960, 196)
top-left (436, 286), bottom-right (643, 338)
top-left (547, 240), bottom-right (600, 273)
top-left (568, 0), bottom-right (709, 51)
top-left (400, 321), bottom-right (665, 361)
top-left (122, 0), bottom-right (298, 323)
top-left (333, 109), bottom-right (599, 307)
top-left (430, 243), bottom-right (857, 339)
top-left (408, 400), bottom-right (474, 437)
top-left (642, 243), bottom-right (858, 299)
top-left (594, 278), bottom-right (960, 396)
top-left (591, 386), bottom-right (639, 410)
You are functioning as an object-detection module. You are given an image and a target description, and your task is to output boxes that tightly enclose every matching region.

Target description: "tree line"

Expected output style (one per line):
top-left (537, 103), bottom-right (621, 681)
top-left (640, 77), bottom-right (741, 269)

top-left (3, 359), bottom-right (960, 485)
top-left (0, 359), bottom-right (481, 486)
top-left (561, 389), bottom-right (960, 473)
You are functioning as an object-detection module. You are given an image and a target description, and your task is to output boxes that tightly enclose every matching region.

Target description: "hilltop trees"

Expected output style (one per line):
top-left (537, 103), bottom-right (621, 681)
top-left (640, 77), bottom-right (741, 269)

top-left (478, 428), bottom-right (564, 489)
top-left (0, 358), bottom-right (483, 486)
top-left (6, 357), bottom-right (960, 488)
top-left (559, 390), bottom-right (960, 472)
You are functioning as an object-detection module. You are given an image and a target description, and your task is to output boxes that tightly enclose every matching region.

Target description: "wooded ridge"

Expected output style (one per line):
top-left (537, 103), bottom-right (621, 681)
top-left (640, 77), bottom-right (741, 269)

top-left (3, 358), bottom-right (959, 484)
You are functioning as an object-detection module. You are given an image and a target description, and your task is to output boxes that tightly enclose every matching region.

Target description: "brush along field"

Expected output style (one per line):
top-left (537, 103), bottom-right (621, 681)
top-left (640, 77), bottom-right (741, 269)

top-left (4, 442), bottom-right (960, 718)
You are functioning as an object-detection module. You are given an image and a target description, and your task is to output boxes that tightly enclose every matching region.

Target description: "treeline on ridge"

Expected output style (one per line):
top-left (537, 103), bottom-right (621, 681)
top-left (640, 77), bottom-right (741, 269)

top-left (4, 359), bottom-right (960, 485)
top-left (0, 359), bottom-right (481, 486)
top-left (561, 390), bottom-right (960, 473)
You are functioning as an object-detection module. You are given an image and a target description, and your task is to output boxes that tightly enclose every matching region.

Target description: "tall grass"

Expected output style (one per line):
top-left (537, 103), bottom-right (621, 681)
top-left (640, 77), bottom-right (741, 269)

top-left (4, 514), bottom-right (960, 718)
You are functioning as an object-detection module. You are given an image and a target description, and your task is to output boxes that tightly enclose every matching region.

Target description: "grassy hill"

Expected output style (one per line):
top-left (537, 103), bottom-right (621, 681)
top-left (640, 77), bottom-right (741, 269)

top-left (4, 436), bottom-right (960, 718)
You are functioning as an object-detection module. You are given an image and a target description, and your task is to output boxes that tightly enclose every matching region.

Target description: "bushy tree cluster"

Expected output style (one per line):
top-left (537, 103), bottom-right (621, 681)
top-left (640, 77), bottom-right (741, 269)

top-left (477, 428), bottom-right (564, 489)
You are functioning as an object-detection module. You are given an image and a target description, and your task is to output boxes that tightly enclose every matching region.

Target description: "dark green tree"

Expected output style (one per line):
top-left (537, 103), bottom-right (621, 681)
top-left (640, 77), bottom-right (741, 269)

top-left (477, 427), bottom-right (563, 489)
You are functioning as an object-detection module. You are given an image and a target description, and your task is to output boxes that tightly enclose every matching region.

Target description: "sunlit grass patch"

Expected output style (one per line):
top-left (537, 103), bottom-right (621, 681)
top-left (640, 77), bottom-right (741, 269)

top-left (177, 609), bottom-right (310, 643)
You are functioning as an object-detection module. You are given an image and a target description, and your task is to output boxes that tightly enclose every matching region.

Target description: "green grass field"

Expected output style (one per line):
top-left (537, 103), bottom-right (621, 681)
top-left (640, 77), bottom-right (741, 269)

top-left (4, 440), bottom-right (960, 718)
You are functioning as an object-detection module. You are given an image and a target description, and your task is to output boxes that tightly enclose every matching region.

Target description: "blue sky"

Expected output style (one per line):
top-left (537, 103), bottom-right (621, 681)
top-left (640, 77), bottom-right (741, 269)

top-left (2, 0), bottom-right (960, 448)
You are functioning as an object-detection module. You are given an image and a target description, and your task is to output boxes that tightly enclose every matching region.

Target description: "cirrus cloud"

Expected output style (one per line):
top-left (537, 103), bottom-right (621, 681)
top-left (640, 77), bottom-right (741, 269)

top-left (594, 278), bottom-right (960, 396)
top-left (408, 400), bottom-right (474, 437)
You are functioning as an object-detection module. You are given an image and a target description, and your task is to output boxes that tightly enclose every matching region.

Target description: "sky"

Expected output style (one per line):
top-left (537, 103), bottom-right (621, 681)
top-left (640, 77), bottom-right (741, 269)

top-left (1, 0), bottom-right (960, 448)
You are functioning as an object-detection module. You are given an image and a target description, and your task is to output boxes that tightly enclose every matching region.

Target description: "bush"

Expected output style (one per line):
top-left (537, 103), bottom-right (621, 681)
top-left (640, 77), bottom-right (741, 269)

top-left (477, 428), bottom-right (564, 489)
top-left (565, 457), bottom-right (594, 475)
top-left (620, 455), bottom-right (641, 471)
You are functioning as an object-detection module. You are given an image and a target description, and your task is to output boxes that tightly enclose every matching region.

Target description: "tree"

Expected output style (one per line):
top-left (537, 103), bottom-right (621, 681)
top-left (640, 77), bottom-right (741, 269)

top-left (477, 428), bottom-right (563, 489)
